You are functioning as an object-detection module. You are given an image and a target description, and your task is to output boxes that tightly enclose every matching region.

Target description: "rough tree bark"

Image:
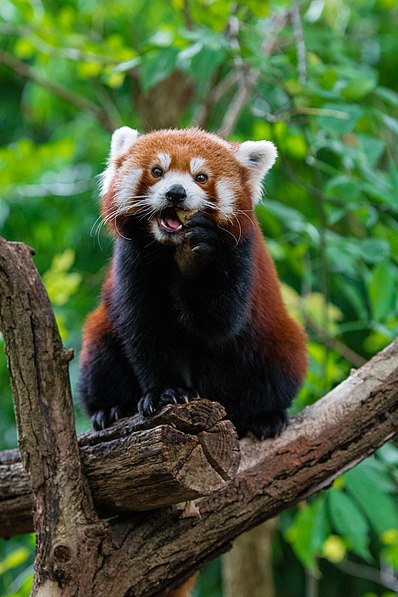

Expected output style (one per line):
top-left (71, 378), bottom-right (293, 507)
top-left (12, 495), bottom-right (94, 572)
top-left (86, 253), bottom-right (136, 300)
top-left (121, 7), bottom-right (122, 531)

top-left (0, 235), bottom-right (397, 596)
top-left (0, 400), bottom-right (240, 538)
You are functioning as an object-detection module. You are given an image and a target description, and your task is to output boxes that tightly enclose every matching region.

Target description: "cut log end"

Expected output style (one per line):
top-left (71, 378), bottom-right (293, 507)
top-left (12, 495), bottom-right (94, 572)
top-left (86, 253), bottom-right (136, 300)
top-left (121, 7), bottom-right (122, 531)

top-left (0, 400), bottom-right (241, 538)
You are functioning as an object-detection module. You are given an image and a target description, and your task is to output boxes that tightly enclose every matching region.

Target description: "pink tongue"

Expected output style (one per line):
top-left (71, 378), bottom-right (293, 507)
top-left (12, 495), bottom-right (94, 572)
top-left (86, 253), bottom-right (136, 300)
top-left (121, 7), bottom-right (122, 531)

top-left (164, 215), bottom-right (181, 230)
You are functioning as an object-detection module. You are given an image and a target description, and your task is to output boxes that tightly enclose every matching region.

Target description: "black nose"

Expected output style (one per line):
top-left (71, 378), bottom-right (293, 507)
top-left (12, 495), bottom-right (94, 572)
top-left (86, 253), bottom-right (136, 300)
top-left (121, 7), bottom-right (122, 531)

top-left (165, 184), bottom-right (187, 205)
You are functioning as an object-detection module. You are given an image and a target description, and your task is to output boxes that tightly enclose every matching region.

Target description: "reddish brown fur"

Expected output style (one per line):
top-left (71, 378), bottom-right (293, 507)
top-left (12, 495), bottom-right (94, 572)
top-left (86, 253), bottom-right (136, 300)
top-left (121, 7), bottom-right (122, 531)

top-left (80, 267), bottom-right (115, 368)
top-left (79, 133), bottom-right (307, 597)
top-left (91, 127), bottom-right (306, 393)
top-left (250, 224), bottom-right (308, 382)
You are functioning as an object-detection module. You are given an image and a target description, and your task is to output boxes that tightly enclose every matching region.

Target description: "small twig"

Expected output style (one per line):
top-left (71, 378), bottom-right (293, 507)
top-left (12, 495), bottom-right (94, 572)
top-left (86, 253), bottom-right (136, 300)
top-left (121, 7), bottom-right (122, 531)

top-left (193, 65), bottom-right (225, 129)
top-left (291, 1), bottom-right (307, 84)
top-left (337, 559), bottom-right (398, 592)
top-left (10, 179), bottom-right (95, 199)
top-left (218, 66), bottom-right (258, 138)
top-left (0, 49), bottom-right (117, 131)
top-left (218, 10), bottom-right (290, 137)
top-left (183, 0), bottom-right (193, 30)
top-left (305, 568), bottom-right (319, 597)
top-left (93, 82), bottom-right (122, 130)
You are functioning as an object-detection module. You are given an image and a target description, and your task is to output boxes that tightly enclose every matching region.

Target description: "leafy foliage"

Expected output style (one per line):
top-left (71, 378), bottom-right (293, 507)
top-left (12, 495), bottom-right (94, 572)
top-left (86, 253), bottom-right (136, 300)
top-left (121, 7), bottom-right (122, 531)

top-left (0, 0), bottom-right (397, 595)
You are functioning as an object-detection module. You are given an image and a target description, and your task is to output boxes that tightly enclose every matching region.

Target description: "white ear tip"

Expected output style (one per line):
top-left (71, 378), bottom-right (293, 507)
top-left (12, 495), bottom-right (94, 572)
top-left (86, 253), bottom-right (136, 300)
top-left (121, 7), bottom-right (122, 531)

top-left (235, 140), bottom-right (278, 174)
top-left (262, 141), bottom-right (278, 167)
top-left (110, 126), bottom-right (140, 160)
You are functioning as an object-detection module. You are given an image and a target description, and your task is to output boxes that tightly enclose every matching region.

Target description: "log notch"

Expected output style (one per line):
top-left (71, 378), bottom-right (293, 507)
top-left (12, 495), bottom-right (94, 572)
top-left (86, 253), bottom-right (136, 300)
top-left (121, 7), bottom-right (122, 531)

top-left (0, 400), bottom-right (239, 538)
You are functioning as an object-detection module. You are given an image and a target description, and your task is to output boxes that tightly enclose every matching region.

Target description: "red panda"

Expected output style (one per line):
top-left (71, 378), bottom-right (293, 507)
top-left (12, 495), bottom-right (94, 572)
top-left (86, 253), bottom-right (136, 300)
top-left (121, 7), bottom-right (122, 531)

top-left (78, 127), bottom-right (307, 439)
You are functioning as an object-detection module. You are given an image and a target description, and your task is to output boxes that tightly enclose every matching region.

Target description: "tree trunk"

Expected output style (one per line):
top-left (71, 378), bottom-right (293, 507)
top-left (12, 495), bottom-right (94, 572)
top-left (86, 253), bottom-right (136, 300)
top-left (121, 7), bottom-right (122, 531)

top-left (223, 520), bottom-right (276, 597)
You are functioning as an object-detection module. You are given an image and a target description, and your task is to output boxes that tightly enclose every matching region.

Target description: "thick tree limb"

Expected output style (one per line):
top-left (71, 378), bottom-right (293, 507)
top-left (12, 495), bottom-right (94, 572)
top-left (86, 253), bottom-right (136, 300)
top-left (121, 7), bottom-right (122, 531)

top-left (0, 235), bottom-right (397, 596)
top-left (91, 339), bottom-right (398, 596)
top-left (0, 238), bottom-right (108, 595)
top-left (0, 400), bottom-right (240, 538)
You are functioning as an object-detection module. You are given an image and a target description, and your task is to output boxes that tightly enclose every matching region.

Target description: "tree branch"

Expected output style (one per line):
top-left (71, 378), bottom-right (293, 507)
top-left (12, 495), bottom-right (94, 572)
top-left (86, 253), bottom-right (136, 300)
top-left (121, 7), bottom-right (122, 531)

top-left (0, 235), bottom-right (397, 596)
top-left (94, 338), bottom-right (397, 596)
top-left (0, 238), bottom-right (108, 595)
top-left (0, 49), bottom-right (117, 132)
top-left (291, 1), bottom-right (307, 84)
top-left (218, 10), bottom-right (289, 137)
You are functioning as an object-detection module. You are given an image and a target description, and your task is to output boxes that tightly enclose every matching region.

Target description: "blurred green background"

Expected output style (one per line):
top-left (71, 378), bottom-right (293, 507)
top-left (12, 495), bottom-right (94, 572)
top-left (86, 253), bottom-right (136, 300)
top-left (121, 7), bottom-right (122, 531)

top-left (0, 0), bottom-right (397, 595)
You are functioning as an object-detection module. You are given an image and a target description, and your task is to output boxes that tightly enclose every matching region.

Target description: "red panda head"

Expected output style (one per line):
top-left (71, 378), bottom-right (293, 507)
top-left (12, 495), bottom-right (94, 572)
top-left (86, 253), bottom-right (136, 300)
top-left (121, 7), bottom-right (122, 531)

top-left (100, 127), bottom-right (277, 243)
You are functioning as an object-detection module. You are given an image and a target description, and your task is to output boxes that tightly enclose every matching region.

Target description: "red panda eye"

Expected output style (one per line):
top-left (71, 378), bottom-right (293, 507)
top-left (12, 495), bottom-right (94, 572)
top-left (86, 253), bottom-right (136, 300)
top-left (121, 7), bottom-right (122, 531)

top-left (151, 167), bottom-right (163, 178)
top-left (195, 173), bottom-right (208, 184)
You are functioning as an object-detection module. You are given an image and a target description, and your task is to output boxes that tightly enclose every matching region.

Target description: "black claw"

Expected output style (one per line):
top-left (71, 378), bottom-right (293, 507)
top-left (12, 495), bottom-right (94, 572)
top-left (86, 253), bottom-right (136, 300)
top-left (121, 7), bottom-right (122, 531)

top-left (91, 404), bottom-right (131, 431)
top-left (138, 387), bottom-right (198, 417)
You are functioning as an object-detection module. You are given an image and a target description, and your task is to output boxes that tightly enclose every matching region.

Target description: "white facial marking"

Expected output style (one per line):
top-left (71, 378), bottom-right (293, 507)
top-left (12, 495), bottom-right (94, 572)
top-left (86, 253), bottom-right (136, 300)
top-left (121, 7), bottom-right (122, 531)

top-left (148, 170), bottom-right (208, 212)
top-left (216, 178), bottom-right (236, 218)
top-left (100, 164), bottom-right (116, 196)
top-left (157, 152), bottom-right (172, 171)
top-left (115, 168), bottom-right (143, 206)
top-left (190, 157), bottom-right (206, 175)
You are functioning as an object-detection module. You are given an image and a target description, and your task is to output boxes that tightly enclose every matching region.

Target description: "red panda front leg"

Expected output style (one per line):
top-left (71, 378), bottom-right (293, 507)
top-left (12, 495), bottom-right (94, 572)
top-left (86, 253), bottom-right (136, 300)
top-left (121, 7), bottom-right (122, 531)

top-left (78, 304), bottom-right (140, 430)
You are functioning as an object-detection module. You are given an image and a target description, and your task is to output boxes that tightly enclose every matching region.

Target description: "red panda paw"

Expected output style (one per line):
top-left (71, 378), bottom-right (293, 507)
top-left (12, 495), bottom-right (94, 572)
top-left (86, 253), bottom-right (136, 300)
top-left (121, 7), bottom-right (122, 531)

top-left (240, 410), bottom-right (289, 440)
top-left (184, 212), bottom-right (219, 258)
top-left (91, 405), bottom-right (132, 431)
top-left (138, 387), bottom-right (199, 417)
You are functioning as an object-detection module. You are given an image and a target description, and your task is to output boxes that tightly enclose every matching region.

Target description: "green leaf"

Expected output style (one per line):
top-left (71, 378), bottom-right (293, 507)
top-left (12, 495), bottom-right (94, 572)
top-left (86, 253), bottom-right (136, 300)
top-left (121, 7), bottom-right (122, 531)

top-left (358, 238), bottom-right (390, 264)
top-left (335, 278), bottom-right (368, 321)
top-left (341, 77), bottom-right (377, 101)
top-left (325, 175), bottom-right (360, 204)
top-left (368, 262), bottom-right (397, 321)
top-left (317, 103), bottom-right (363, 136)
top-left (284, 497), bottom-right (329, 572)
top-left (0, 546), bottom-right (30, 574)
top-left (375, 86), bottom-right (398, 107)
top-left (328, 489), bottom-right (371, 560)
top-left (345, 466), bottom-right (398, 535)
top-left (178, 42), bottom-right (225, 84)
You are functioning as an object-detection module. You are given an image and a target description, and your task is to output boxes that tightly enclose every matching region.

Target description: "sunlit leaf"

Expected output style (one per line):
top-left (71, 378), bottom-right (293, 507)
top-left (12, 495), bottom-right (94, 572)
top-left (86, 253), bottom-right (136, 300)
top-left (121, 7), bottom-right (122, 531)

top-left (328, 489), bottom-right (371, 560)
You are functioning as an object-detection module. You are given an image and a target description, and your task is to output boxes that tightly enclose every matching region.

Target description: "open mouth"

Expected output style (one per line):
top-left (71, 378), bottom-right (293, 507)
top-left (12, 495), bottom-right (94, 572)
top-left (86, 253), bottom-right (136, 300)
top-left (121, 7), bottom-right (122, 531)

top-left (158, 207), bottom-right (183, 233)
top-left (157, 207), bottom-right (194, 233)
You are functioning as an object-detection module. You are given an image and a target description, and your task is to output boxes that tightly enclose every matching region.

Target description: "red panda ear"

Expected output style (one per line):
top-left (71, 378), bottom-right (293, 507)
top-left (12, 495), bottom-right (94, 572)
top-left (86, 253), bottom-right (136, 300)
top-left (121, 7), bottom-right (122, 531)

top-left (109, 126), bottom-right (140, 161)
top-left (100, 127), bottom-right (140, 196)
top-left (235, 140), bottom-right (278, 203)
